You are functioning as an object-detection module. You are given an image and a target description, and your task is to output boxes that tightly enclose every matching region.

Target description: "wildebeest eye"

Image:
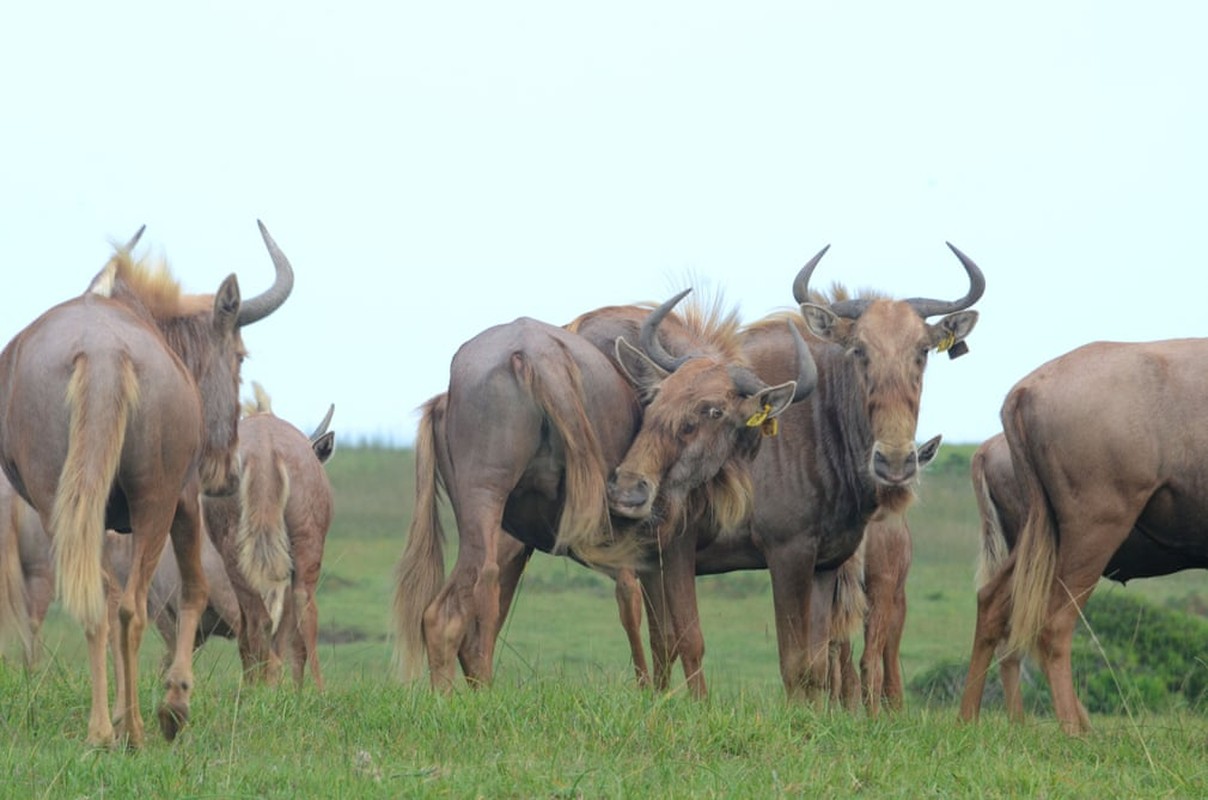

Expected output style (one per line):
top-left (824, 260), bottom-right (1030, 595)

top-left (680, 420), bottom-right (698, 437)
top-left (706, 406), bottom-right (723, 420)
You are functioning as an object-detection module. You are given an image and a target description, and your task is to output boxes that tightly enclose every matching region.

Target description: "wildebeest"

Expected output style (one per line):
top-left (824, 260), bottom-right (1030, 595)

top-left (603, 245), bottom-right (980, 700)
top-left (823, 505), bottom-right (926, 715)
top-left (0, 475), bottom-right (52, 668)
top-left (203, 384), bottom-right (336, 689)
top-left (0, 222), bottom-right (294, 747)
top-left (965, 340), bottom-right (1208, 734)
top-left (958, 427), bottom-right (1199, 730)
top-left (395, 293), bottom-right (815, 693)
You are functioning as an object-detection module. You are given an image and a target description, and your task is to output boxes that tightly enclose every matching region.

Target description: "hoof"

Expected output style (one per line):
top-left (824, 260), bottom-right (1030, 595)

top-left (157, 701), bottom-right (189, 741)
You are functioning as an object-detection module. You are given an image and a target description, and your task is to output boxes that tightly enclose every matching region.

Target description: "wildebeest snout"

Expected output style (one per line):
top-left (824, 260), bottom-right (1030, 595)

top-left (871, 444), bottom-right (919, 487)
top-left (607, 468), bottom-right (656, 519)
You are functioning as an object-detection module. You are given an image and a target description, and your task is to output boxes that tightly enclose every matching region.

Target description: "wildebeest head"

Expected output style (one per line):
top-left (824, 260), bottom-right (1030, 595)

top-left (793, 243), bottom-right (981, 500)
top-left (607, 289), bottom-right (817, 525)
top-left (91, 221), bottom-right (294, 497)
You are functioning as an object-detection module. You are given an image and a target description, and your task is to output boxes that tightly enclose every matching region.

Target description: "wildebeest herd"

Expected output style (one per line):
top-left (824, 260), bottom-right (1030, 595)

top-left (0, 226), bottom-right (1204, 748)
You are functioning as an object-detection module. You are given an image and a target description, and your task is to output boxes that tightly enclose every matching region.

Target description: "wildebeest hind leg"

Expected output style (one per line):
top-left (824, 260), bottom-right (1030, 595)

top-left (958, 557), bottom-right (1014, 723)
top-left (115, 508), bottom-right (174, 749)
top-left (157, 491), bottom-right (209, 742)
top-left (614, 568), bottom-right (650, 687)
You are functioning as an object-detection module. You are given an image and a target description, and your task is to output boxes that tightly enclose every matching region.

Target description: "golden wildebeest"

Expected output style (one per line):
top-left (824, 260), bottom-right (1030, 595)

top-left (0, 474), bottom-right (52, 668)
top-left (203, 384), bottom-right (336, 689)
top-left (824, 505), bottom-right (928, 715)
top-left (958, 430), bottom-right (1195, 731)
top-left (395, 292), bottom-right (816, 693)
top-left (0, 222), bottom-right (293, 747)
top-left (592, 245), bottom-right (980, 702)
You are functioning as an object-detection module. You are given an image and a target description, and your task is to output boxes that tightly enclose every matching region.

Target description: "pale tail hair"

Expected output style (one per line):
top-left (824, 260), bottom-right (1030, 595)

top-left (52, 354), bottom-right (139, 631)
top-left (234, 452), bottom-right (293, 634)
top-left (393, 395), bottom-right (448, 681)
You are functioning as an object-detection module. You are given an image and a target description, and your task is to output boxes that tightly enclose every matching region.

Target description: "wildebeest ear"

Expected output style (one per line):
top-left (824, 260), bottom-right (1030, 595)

top-left (917, 434), bottom-right (943, 467)
top-left (799, 303), bottom-right (847, 344)
top-left (312, 431), bottom-right (336, 464)
top-left (213, 274), bottom-right (241, 334)
top-left (614, 336), bottom-right (669, 392)
top-left (929, 310), bottom-right (978, 358)
top-left (756, 381), bottom-right (797, 418)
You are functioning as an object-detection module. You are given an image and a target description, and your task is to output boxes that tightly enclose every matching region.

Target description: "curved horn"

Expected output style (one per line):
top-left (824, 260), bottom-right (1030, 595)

top-left (787, 319), bottom-right (817, 402)
top-left (793, 244), bottom-right (870, 319)
top-left (903, 242), bottom-right (985, 318)
top-left (309, 404), bottom-right (335, 442)
top-left (727, 365), bottom-right (768, 397)
top-left (728, 321), bottom-right (818, 402)
top-left (122, 225), bottom-right (146, 254)
top-left (790, 245), bottom-right (832, 305)
top-left (639, 288), bottom-right (692, 372)
top-left (238, 220), bottom-right (296, 326)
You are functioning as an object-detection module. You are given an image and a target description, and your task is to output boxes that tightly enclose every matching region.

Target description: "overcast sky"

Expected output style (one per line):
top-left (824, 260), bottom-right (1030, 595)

top-left (3, 2), bottom-right (1205, 448)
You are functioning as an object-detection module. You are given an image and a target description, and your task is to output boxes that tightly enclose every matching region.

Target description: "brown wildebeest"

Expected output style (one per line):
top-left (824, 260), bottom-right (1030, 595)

top-left (203, 385), bottom-right (336, 689)
top-left (0, 221), bottom-right (293, 747)
top-left (395, 293), bottom-right (815, 693)
top-left (0, 475), bottom-right (53, 668)
top-left (958, 429), bottom-right (1194, 730)
top-left (604, 245), bottom-right (980, 701)
top-left (966, 339), bottom-right (1208, 735)
top-left (823, 505), bottom-right (926, 715)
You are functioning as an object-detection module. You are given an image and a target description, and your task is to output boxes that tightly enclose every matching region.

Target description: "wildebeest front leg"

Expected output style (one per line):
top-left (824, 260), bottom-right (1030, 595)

top-left (766, 542), bottom-right (821, 702)
top-left (614, 568), bottom-right (651, 687)
top-left (157, 492), bottom-right (208, 742)
top-left (643, 534), bottom-right (706, 698)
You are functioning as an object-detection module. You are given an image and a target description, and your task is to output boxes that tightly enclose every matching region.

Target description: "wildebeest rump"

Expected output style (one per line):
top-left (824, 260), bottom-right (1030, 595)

top-left (0, 222), bottom-right (294, 747)
top-left (973, 340), bottom-right (1208, 734)
top-left (395, 294), bottom-right (814, 693)
top-left (203, 385), bottom-right (336, 689)
top-left (958, 429), bottom-right (1199, 729)
top-left (591, 244), bottom-right (980, 700)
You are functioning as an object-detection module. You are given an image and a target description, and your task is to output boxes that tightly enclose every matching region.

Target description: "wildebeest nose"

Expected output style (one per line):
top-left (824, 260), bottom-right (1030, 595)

top-left (872, 448), bottom-right (918, 485)
top-left (608, 470), bottom-right (653, 512)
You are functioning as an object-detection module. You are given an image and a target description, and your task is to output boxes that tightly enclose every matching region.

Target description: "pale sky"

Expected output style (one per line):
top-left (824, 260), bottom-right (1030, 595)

top-left (3, 2), bottom-right (1205, 447)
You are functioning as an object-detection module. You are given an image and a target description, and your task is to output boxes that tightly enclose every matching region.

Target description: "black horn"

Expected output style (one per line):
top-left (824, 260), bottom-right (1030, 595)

top-left (639, 289), bottom-right (693, 372)
top-left (310, 404), bottom-right (335, 443)
top-left (788, 319), bottom-right (817, 402)
top-left (238, 220), bottom-right (296, 326)
top-left (792, 244), bottom-right (871, 320)
top-left (121, 225), bottom-right (146, 254)
top-left (790, 245), bottom-right (832, 305)
top-left (903, 242), bottom-right (985, 319)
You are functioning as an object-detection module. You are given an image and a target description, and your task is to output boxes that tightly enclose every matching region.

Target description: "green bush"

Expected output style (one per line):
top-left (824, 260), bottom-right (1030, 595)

top-left (909, 590), bottom-right (1208, 715)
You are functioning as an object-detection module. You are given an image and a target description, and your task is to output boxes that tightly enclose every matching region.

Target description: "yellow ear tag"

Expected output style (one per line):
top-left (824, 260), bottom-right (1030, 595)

top-left (761, 417), bottom-right (779, 437)
top-left (936, 330), bottom-right (957, 353)
top-left (746, 404), bottom-right (771, 428)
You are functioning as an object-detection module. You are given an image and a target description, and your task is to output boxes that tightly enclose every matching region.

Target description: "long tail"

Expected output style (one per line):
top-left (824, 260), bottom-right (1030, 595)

top-left (234, 451), bottom-right (293, 634)
top-left (393, 395), bottom-right (449, 681)
top-left (830, 540), bottom-right (868, 644)
top-left (971, 447), bottom-right (1011, 592)
top-left (516, 347), bottom-right (638, 570)
top-left (52, 354), bottom-right (139, 631)
top-left (1004, 398), bottom-right (1057, 656)
top-left (0, 501), bottom-right (34, 663)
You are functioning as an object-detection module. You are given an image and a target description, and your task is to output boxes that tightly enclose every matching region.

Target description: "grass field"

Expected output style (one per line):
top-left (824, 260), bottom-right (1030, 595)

top-left (2, 443), bottom-right (1206, 798)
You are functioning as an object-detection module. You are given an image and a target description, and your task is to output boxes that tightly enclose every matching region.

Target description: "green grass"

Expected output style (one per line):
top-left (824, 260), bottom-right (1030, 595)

top-left (3, 444), bottom-right (1207, 797)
